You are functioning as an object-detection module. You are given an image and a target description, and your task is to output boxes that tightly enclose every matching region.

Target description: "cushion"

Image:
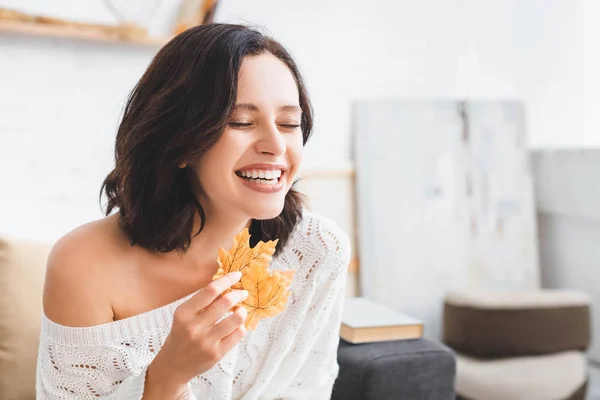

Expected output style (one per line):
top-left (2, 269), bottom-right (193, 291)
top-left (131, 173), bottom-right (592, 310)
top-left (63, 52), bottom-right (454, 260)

top-left (455, 351), bottom-right (588, 400)
top-left (331, 338), bottom-right (456, 400)
top-left (443, 290), bottom-right (591, 358)
top-left (0, 236), bottom-right (52, 400)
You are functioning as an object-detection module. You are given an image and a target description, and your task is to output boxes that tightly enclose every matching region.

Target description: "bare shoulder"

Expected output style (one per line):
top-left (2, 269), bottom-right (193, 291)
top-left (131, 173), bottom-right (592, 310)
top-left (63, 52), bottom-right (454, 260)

top-left (43, 214), bottom-right (127, 327)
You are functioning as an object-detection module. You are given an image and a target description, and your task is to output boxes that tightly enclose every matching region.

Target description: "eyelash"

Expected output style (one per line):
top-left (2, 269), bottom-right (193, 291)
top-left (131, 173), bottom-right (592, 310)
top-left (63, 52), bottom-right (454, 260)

top-left (228, 122), bottom-right (301, 130)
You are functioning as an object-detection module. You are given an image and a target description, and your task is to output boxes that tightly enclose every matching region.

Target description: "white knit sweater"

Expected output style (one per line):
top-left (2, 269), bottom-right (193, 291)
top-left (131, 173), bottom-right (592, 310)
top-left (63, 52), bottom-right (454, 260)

top-left (36, 211), bottom-right (350, 400)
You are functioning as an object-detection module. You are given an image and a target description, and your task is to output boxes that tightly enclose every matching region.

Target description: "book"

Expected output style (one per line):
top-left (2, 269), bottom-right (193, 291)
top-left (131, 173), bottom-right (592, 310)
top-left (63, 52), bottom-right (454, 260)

top-left (340, 297), bottom-right (424, 344)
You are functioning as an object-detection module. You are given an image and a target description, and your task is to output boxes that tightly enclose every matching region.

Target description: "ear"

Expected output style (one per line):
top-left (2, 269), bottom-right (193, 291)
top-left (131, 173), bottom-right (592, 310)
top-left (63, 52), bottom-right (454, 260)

top-left (178, 161), bottom-right (188, 169)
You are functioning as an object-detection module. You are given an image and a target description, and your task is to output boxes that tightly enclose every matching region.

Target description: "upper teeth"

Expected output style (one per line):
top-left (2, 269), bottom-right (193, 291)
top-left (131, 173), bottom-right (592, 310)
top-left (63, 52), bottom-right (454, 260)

top-left (239, 169), bottom-right (282, 179)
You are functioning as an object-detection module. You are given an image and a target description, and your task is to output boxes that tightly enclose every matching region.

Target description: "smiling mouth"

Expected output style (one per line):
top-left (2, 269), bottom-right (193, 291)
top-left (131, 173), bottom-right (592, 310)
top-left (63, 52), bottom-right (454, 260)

top-left (235, 169), bottom-right (284, 186)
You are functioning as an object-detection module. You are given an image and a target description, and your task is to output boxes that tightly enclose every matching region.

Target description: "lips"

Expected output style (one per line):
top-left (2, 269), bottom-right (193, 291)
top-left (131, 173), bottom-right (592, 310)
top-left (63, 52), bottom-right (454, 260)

top-left (235, 170), bottom-right (285, 193)
top-left (234, 163), bottom-right (289, 193)
top-left (235, 163), bottom-right (287, 174)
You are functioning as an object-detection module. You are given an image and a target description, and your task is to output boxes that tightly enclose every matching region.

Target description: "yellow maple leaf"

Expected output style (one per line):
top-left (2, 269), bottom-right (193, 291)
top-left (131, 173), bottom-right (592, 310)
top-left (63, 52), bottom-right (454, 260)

top-left (279, 270), bottom-right (295, 281)
top-left (213, 228), bottom-right (253, 291)
top-left (241, 264), bottom-right (294, 330)
top-left (215, 228), bottom-right (251, 273)
top-left (245, 237), bottom-right (278, 270)
top-left (212, 228), bottom-right (294, 330)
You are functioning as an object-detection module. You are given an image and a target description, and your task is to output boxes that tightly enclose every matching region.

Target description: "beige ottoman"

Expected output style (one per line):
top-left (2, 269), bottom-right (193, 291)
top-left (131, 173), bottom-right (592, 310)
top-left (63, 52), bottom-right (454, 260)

top-left (456, 351), bottom-right (588, 400)
top-left (443, 290), bottom-right (592, 400)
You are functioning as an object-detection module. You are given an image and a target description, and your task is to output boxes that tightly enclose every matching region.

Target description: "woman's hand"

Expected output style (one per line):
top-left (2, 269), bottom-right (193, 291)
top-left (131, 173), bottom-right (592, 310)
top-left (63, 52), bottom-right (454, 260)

top-left (144, 271), bottom-right (248, 398)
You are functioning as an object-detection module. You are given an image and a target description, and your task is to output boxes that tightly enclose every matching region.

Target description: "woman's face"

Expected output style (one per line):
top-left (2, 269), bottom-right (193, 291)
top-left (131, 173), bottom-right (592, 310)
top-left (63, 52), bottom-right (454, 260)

top-left (190, 53), bottom-right (304, 222)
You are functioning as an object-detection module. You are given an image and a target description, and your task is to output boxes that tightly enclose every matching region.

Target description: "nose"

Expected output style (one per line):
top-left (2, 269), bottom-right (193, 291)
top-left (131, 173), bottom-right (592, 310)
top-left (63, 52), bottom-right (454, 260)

top-left (255, 122), bottom-right (286, 156)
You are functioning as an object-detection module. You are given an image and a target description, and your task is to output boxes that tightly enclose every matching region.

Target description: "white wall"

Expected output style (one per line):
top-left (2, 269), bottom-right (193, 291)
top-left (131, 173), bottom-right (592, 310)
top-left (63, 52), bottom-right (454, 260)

top-left (0, 0), bottom-right (596, 243)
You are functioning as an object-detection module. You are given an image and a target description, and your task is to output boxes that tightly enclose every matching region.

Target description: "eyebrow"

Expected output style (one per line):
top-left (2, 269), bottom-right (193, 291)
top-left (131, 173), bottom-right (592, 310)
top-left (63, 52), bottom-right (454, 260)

top-left (234, 103), bottom-right (302, 113)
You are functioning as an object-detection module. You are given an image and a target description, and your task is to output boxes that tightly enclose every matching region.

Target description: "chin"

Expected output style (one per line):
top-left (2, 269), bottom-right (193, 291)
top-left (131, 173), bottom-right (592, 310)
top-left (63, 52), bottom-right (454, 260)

top-left (246, 201), bottom-right (286, 221)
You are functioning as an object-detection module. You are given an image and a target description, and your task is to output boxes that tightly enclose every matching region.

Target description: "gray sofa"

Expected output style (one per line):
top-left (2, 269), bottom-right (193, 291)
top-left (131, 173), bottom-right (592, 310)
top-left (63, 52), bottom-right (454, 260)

top-left (332, 338), bottom-right (456, 399)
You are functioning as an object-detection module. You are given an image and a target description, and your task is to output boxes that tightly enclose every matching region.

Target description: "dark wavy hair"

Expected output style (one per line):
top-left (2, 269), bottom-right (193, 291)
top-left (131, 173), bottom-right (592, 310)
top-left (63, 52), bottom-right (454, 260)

top-left (101, 24), bottom-right (313, 254)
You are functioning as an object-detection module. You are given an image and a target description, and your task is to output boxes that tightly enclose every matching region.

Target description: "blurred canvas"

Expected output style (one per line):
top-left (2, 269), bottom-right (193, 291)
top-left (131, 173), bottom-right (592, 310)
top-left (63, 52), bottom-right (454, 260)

top-left (352, 101), bottom-right (539, 340)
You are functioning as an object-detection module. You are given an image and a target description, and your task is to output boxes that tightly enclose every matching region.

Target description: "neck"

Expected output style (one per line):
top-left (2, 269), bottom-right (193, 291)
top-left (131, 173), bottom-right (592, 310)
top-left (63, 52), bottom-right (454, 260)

top-left (183, 208), bottom-right (251, 268)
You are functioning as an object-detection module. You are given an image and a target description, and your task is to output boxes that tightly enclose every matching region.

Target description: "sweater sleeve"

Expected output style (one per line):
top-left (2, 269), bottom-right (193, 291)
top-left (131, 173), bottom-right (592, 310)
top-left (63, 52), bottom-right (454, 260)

top-left (274, 217), bottom-right (351, 400)
top-left (36, 335), bottom-right (201, 400)
top-left (35, 320), bottom-right (202, 400)
top-left (36, 339), bottom-right (149, 400)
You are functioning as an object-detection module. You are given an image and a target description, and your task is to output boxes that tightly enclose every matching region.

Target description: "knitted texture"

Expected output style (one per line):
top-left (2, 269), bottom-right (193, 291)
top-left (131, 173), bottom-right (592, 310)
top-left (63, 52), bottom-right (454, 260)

top-left (36, 211), bottom-right (350, 400)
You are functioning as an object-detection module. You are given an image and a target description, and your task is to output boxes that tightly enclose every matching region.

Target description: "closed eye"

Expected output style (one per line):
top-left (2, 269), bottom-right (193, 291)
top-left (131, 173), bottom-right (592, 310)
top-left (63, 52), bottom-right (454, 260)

top-left (228, 122), bottom-right (253, 128)
top-left (279, 124), bottom-right (301, 129)
top-left (228, 121), bottom-right (300, 130)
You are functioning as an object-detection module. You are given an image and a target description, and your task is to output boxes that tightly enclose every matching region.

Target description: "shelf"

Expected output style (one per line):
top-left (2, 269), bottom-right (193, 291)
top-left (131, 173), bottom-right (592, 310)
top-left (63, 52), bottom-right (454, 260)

top-left (0, 19), bottom-right (169, 46)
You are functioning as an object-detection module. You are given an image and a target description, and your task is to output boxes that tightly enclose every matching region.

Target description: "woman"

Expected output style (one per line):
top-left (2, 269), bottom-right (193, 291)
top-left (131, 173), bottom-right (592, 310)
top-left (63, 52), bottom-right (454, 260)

top-left (36, 23), bottom-right (350, 399)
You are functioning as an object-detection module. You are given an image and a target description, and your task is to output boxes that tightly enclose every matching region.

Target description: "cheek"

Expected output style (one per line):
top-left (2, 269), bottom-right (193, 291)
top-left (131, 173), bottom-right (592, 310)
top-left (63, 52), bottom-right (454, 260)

top-left (195, 152), bottom-right (228, 190)
top-left (200, 134), bottom-right (239, 172)
top-left (195, 132), bottom-right (247, 188)
top-left (194, 157), bottom-right (235, 203)
top-left (287, 134), bottom-right (304, 164)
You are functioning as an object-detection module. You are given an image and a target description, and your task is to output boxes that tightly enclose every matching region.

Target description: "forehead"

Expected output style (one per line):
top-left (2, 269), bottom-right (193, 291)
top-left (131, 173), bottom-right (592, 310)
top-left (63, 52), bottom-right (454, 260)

top-left (236, 53), bottom-right (299, 106)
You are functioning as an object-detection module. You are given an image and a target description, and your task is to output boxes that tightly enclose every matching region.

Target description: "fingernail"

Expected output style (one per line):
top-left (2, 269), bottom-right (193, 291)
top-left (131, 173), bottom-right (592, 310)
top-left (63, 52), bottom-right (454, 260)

top-left (231, 271), bottom-right (242, 280)
top-left (241, 290), bottom-right (249, 298)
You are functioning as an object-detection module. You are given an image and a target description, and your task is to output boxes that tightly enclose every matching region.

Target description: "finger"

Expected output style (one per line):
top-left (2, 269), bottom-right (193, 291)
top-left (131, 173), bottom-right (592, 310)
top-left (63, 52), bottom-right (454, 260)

top-left (209, 305), bottom-right (248, 340)
top-left (218, 322), bottom-right (247, 354)
top-left (179, 271), bottom-right (242, 315)
top-left (200, 290), bottom-right (249, 326)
